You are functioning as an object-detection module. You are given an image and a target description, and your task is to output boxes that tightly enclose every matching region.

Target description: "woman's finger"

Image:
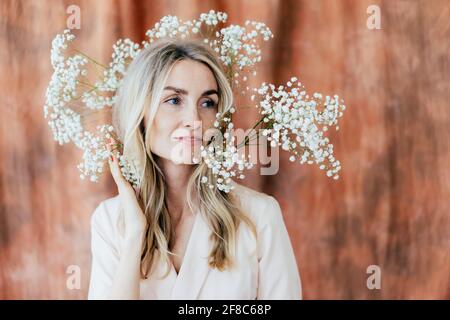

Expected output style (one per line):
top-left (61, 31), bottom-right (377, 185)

top-left (107, 141), bottom-right (132, 193)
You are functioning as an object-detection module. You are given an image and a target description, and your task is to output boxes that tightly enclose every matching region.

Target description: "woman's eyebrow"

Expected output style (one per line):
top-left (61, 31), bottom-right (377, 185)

top-left (163, 86), bottom-right (218, 97)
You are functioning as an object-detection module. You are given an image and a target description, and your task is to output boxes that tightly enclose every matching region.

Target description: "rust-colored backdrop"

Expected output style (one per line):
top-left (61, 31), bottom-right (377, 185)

top-left (0, 0), bottom-right (449, 299)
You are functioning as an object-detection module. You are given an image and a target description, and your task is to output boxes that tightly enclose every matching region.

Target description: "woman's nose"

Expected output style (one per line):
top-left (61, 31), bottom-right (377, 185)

top-left (182, 103), bottom-right (202, 128)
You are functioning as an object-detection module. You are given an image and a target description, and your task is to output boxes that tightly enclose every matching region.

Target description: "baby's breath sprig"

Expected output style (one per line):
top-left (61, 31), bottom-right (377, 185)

top-left (142, 10), bottom-right (273, 94)
top-left (77, 124), bottom-right (141, 188)
top-left (45, 10), bottom-right (273, 189)
top-left (197, 107), bottom-right (254, 193)
top-left (45, 10), bottom-right (346, 193)
top-left (252, 77), bottom-right (346, 180)
top-left (45, 29), bottom-right (142, 185)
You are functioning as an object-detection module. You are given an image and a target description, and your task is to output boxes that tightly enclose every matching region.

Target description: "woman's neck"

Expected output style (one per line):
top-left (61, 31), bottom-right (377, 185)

top-left (157, 157), bottom-right (196, 222)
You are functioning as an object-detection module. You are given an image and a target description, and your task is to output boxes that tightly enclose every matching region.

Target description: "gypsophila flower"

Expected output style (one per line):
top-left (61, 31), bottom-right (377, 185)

top-left (199, 129), bottom-right (254, 193)
top-left (76, 125), bottom-right (142, 188)
top-left (44, 11), bottom-right (346, 193)
top-left (45, 28), bottom-right (142, 186)
top-left (144, 10), bottom-right (272, 94)
top-left (252, 76), bottom-right (346, 180)
top-left (82, 38), bottom-right (142, 110)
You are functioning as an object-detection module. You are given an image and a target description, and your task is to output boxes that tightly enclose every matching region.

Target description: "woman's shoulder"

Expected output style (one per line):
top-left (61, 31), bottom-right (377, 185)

top-left (229, 180), bottom-right (284, 228)
top-left (90, 194), bottom-right (122, 232)
top-left (90, 182), bottom-right (284, 233)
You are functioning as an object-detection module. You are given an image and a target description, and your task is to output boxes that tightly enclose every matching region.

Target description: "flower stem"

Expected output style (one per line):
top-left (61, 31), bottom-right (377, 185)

top-left (72, 85), bottom-right (98, 100)
top-left (77, 80), bottom-right (96, 89)
top-left (72, 48), bottom-right (107, 69)
top-left (237, 115), bottom-right (266, 149)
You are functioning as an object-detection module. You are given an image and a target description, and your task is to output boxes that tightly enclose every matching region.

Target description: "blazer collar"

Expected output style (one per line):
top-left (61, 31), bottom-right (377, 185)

top-left (169, 210), bottom-right (212, 299)
top-left (146, 210), bottom-right (212, 299)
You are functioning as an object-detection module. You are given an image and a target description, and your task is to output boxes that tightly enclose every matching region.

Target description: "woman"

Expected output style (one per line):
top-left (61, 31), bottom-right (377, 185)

top-left (87, 38), bottom-right (302, 300)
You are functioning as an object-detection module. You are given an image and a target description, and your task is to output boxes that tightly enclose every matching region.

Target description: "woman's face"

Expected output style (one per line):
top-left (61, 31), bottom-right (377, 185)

top-left (147, 59), bottom-right (219, 164)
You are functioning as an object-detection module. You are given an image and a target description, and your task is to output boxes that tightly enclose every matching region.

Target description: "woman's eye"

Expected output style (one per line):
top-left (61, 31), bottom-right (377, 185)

top-left (202, 99), bottom-right (217, 108)
top-left (166, 97), bottom-right (181, 105)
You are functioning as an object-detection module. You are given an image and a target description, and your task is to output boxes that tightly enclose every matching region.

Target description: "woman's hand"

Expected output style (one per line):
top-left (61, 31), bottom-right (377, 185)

top-left (107, 138), bottom-right (147, 241)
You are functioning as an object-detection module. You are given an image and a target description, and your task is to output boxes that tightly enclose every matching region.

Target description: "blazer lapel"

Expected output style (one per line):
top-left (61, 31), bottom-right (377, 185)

top-left (170, 210), bottom-right (212, 299)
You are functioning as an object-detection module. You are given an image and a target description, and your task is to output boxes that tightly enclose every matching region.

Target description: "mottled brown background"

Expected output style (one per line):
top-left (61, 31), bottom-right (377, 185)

top-left (0, 0), bottom-right (449, 299)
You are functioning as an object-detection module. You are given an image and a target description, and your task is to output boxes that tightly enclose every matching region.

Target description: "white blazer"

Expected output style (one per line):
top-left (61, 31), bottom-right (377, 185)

top-left (87, 180), bottom-right (302, 300)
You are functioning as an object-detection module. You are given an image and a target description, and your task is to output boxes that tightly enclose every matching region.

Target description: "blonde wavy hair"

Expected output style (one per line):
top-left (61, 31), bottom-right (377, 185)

top-left (112, 38), bottom-right (257, 279)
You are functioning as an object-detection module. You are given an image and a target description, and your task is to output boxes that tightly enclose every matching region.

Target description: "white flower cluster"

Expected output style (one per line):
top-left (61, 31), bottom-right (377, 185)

top-left (76, 124), bottom-right (142, 186)
top-left (44, 11), bottom-right (274, 190)
top-left (44, 10), bottom-right (346, 192)
top-left (195, 108), bottom-right (254, 193)
top-left (82, 38), bottom-right (142, 110)
top-left (143, 10), bottom-right (273, 92)
top-left (216, 21), bottom-right (273, 68)
top-left (253, 77), bottom-right (346, 180)
top-left (77, 125), bottom-right (112, 182)
top-left (144, 11), bottom-right (229, 42)
top-left (45, 30), bottom-right (86, 145)
top-left (209, 19), bottom-right (273, 93)
top-left (45, 29), bottom-right (142, 186)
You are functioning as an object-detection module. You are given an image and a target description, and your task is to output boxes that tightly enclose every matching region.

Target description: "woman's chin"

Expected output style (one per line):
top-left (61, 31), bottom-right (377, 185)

top-left (170, 151), bottom-right (202, 165)
top-left (170, 157), bottom-right (199, 165)
top-left (168, 143), bottom-right (202, 165)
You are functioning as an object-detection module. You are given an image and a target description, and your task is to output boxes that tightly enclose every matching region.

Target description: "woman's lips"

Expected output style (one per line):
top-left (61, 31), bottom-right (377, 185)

top-left (174, 136), bottom-right (202, 144)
